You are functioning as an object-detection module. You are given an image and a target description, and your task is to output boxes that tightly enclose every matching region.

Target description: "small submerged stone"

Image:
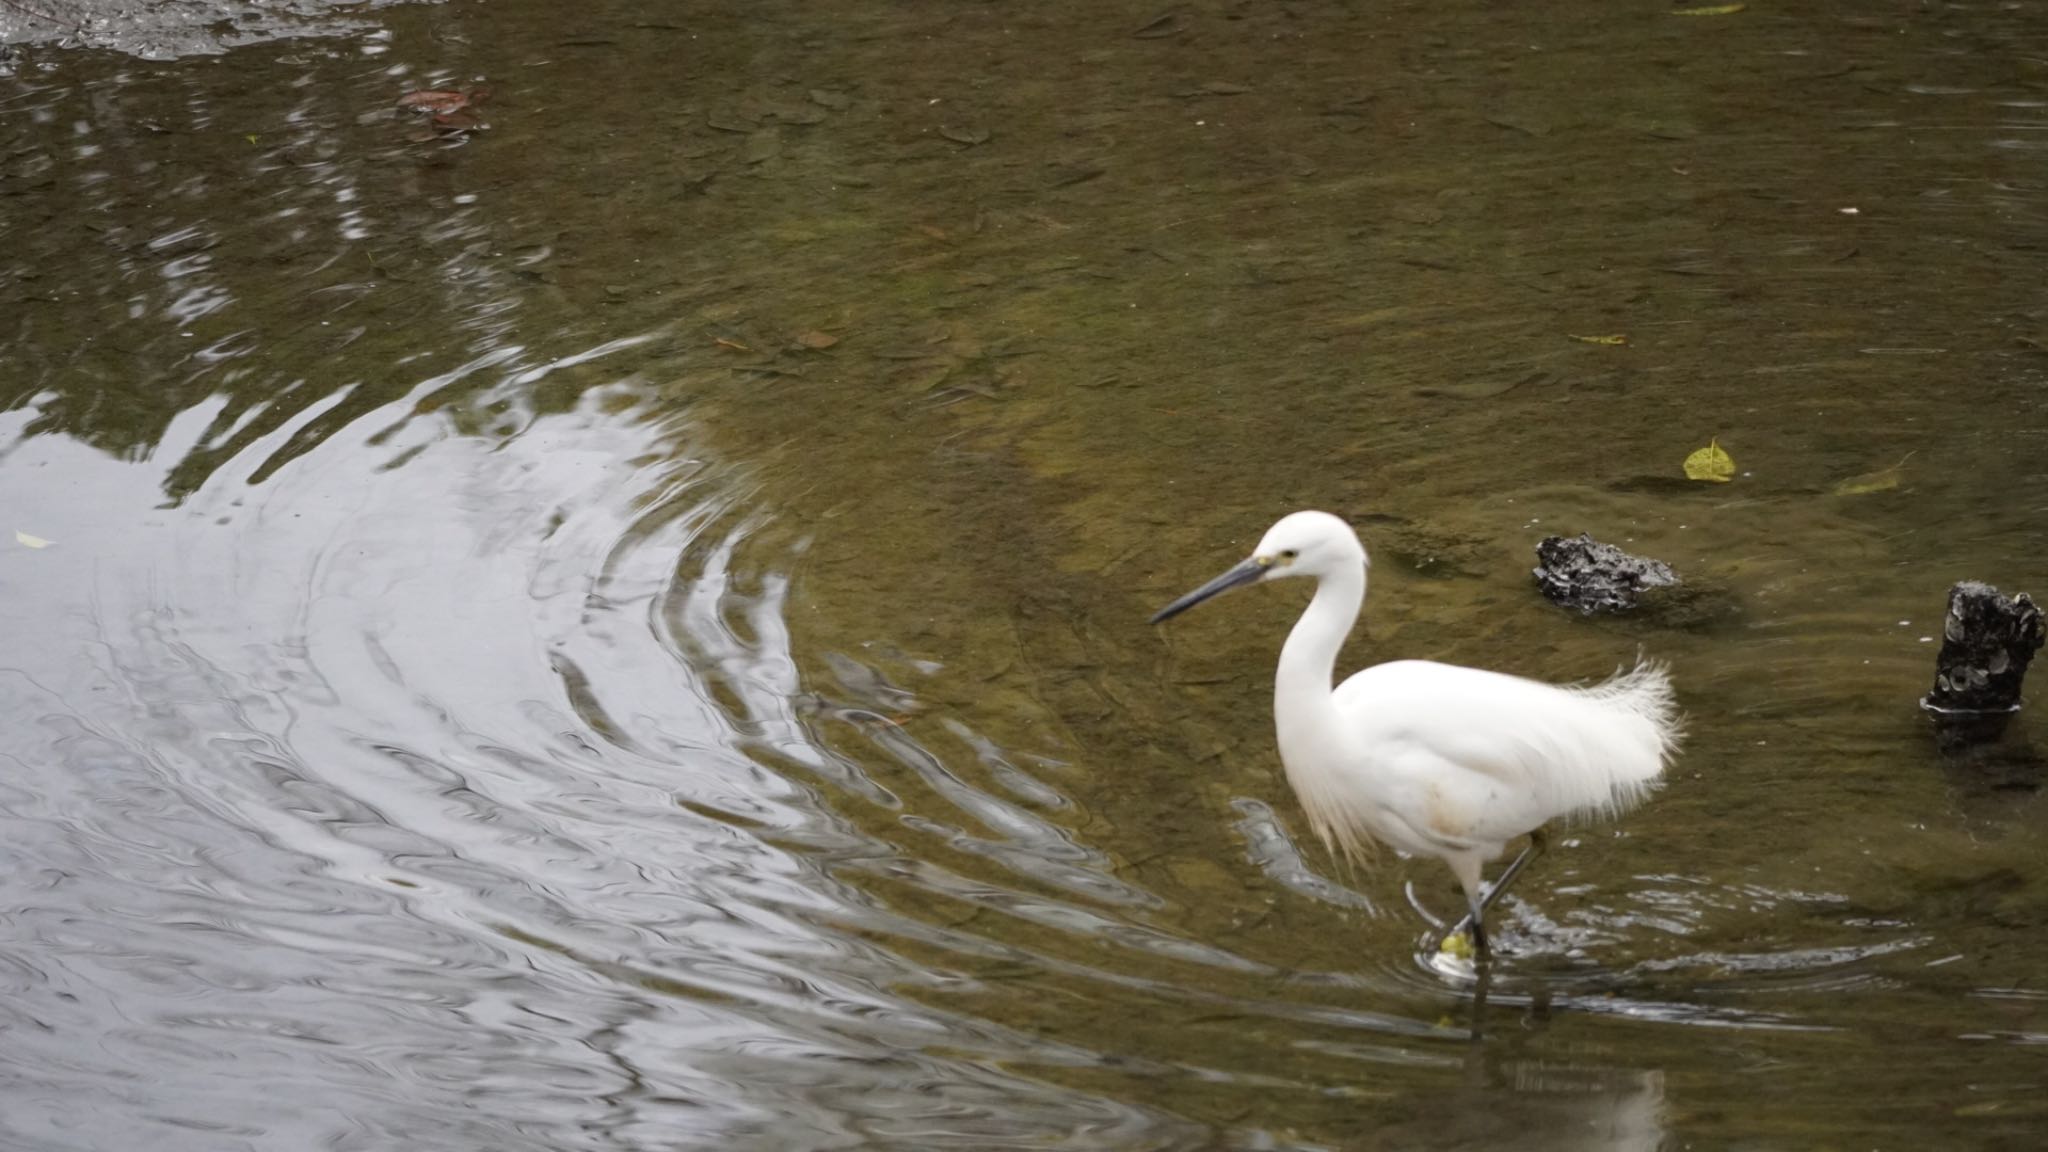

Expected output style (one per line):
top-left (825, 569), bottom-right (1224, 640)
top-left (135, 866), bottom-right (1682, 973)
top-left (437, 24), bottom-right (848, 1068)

top-left (1532, 534), bottom-right (1679, 615)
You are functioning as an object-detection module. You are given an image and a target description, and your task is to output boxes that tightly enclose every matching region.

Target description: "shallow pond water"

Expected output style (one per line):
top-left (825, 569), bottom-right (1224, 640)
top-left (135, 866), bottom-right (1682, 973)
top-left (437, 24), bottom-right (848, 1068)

top-left (3, 1), bottom-right (2047, 1148)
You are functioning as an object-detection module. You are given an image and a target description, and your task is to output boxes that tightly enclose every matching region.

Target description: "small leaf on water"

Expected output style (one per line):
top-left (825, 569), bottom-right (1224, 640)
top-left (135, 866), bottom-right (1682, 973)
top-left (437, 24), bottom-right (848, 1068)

top-left (15, 530), bottom-right (51, 549)
top-left (245, 134), bottom-right (259, 145)
top-left (1683, 437), bottom-right (1736, 483)
top-left (1834, 450), bottom-right (1915, 495)
top-left (1437, 932), bottom-right (1474, 960)
top-left (1672, 2), bottom-right (1745, 13)
top-left (795, 330), bottom-right (839, 350)
top-left (713, 337), bottom-right (753, 352)
top-left (1568, 333), bottom-right (1629, 345)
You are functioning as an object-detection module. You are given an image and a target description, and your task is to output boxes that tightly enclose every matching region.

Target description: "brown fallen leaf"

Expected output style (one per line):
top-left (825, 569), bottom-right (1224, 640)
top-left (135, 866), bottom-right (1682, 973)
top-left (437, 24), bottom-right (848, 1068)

top-left (429, 110), bottom-right (484, 134)
top-left (397, 89), bottom-right (470, 114)
top-left (714, 337), bottom-right (753, 352)
top-left (1569, 333), bottom-right (1629, 345)
top-left (397, 87), bottom-right (491, 135)
top-left (795, 330), bottom-right (839, 350)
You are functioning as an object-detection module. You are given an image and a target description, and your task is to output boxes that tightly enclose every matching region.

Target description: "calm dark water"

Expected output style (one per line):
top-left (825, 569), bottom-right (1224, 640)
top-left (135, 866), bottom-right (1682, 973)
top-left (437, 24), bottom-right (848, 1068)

top-left (4, 1), bottom-right (2047, 1148)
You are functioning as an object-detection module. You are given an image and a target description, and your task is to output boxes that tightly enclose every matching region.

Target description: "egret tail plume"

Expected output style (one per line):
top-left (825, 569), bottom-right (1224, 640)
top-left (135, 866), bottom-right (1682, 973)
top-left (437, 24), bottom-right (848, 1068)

top-left (1552, 657), bottom-right (1683, 820)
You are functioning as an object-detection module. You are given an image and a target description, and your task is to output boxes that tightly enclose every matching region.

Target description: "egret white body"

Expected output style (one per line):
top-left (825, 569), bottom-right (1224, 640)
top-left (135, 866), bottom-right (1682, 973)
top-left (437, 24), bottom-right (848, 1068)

top-left (1153, 511), bottom-right (1681, 952)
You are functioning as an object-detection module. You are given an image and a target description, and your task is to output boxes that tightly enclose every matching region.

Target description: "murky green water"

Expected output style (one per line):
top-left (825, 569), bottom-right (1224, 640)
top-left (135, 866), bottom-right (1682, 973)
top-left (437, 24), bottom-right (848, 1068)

top-left (5, 1), bottom-right (2047, 1147)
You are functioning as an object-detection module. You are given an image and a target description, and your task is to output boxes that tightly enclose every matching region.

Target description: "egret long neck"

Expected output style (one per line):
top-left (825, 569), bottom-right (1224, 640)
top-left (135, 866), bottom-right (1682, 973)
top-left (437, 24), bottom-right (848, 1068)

top-left (1273, 563), bottom-right (1365, 737)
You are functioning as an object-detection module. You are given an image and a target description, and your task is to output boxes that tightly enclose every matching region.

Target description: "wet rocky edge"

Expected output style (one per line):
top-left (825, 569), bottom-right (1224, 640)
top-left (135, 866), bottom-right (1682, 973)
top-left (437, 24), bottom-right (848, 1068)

top-left (0, 0), bottom-right (412, 66)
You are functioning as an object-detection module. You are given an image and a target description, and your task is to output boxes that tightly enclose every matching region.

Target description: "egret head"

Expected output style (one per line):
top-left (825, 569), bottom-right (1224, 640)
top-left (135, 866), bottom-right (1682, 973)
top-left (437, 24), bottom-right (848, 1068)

top-left (1151, 511), bottom-right (1367, 623)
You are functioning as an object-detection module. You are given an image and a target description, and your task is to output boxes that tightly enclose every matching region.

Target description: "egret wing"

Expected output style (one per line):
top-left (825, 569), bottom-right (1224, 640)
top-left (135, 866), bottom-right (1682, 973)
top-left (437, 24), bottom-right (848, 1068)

top-left (1335, 659), bottom-right (1675, 844)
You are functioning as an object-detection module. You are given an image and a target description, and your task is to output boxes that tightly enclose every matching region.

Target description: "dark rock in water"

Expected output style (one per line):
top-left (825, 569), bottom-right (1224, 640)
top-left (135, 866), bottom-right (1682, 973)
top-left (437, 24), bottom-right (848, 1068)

top-left (1923, 582), bottom-right (2044, 715)
top-left (1532, 534), bottom-right (1679, 615)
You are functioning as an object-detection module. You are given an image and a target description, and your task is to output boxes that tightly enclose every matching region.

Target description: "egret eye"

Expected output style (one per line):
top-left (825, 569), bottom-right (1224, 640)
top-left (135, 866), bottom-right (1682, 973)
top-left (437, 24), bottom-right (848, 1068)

top-left (1279, 549), bottom-right (1300, 561)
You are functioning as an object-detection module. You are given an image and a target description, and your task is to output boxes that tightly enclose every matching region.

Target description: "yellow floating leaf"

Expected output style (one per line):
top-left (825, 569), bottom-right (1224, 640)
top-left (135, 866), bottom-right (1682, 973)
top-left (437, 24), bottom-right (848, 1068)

top-left (1673, 3), bottom-right (1745, 14)
top-left (1437, 931), bottom-right (1474, 960)
top-left (1683, 437), bottom-right (1736, 483)
top-left (15, 530), bottom-right (52, 549)
top-left (1569, 333), bottom-right (1629, 345)
top-left (1834, 451), bottom-right (1915, 496)
top-left (244, 133), bottom-right (259, 145)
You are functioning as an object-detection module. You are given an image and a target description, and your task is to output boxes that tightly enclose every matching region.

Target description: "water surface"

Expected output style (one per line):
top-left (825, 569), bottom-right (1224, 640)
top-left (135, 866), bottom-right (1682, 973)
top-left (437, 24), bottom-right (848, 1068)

top-left (4, 1), bottom-right (2047, 1148)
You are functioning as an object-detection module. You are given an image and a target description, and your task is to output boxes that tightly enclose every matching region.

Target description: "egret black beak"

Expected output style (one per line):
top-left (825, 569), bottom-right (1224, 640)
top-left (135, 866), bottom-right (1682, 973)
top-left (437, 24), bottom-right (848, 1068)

top-left (1150, 558), bottom-right (1266, 623)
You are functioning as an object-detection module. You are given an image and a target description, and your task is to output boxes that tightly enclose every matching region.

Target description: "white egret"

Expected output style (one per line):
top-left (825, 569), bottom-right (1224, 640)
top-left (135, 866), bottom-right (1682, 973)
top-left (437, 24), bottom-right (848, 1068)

top-left (1152, 511), bottom-right (1681, 955)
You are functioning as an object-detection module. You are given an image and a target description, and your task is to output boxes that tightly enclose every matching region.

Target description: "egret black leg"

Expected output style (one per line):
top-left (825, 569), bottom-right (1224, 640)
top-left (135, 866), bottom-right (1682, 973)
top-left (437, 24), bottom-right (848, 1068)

top-left (1464, 890), bottom-right (1490, 955)
top-left (1483, 826), bottom-right (1550, 916)
top-left (1448, 828), bottom-right (1550, 947)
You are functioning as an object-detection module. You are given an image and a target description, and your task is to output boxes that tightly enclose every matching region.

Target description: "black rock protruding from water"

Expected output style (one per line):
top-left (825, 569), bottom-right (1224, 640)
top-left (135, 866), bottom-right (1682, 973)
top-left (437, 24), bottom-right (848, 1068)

top-left (1922, 581), bottom-right (2044, 715)
top-left (1532, 534), bottom-right (1679, 615)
